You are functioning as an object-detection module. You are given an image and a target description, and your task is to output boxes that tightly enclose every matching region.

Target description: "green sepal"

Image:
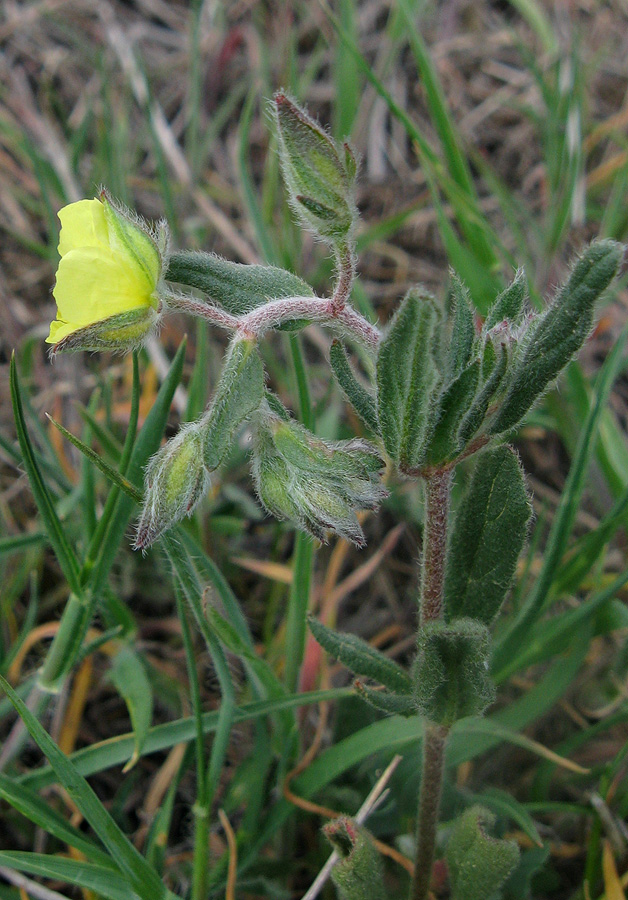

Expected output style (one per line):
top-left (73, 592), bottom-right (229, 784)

top-left (330, 340), bottom-right (379, 433)
top-left (353, 680), bottom-right (416, 717)
top-left (445, 805), bottom-right (520, 900)
top-left (324, 818), bottom-right (386, 900)
top-left (413, 619), bottom-right (495, 726)
top-left (376, 288), bottom-right (440, 469)
top-left (447, 274), bottom-right (476, 377)
top-left (202, 337), bottom-right (265, 471)
top-left (457, 342), bottom-right (509, 446)
top-left (490, 240), bottom-right (623, 434)
top-left (444, 446), bottom-right (531, 624)
top-left (425, 360), bottom-right (480, 464)
top-left (484, 269), bottom-right (526, 330)
top-left (308, 615), bottom-right (411, 694)
top-left (166, 251), bottom-right (314, 329)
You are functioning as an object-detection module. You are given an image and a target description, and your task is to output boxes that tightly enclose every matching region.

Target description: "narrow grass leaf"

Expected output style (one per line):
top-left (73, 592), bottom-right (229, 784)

top-left (47, 416), bottom-right (141, 504)
top-left (477, 788), bottom-right (543, 846)
top-left (0, 675), bottom-right (172, 900)
top-left (10, 354), bottom-right (81, 596)
top-left (0, 775), bottom-right (115, 868)
top-left (0, 853), bottom-right (139, 900)
top-left (107, 645), bottom-right (153, 772)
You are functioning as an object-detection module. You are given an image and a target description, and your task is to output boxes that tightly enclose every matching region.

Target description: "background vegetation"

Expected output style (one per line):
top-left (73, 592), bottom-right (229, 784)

top-left (1, 1), bottom-right (628, 898)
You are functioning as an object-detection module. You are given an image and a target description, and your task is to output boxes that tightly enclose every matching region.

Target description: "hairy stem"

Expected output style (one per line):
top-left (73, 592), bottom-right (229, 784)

top-left (410, 469), bottom-right (453, 900)
top-left (330, 241), bottom-right (356, 314)
top-left (420, 469), bottom-right (452, 624)
top-left (163, 287), bottom-right (381, 347)
top-left (410, 724), bottom-right (448, 900)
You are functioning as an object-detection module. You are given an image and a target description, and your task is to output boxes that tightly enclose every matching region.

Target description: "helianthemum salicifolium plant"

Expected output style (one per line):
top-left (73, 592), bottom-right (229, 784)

top-left (16, 92), bottom-right (624, 899)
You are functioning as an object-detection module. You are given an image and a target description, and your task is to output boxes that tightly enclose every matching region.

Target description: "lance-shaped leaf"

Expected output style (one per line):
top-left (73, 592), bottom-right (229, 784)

top-left (444, 446), bottom-right (532, 624)
top-left (330, 340), bottom-right (379, 433)
top-left (324, 818), bottom-right (387, 900)
top-left (308, 615), bottom-right (411, 694)
top-left (353, 681), bottom-right (416, 717)
top-left (377, 288), bottom-right (440, 469)
top-left (447, 274), bottom-right (476, 377)
top-left (445, 806), bottom-right (520, 900)
top-left (490, 240), bottom-right (623, 434)
top-left (413, 619), bottom-right (495, 726)
top-left (457, 342), bottom-right (509, 446)
top-left (166, 251), bottom-right (314, 320)
top-left (484, 269), bottom-right (527, 330)
top-left (425, 359), bottom-right (480, 464)
top-left (203, 336), bottom-right (265, 471)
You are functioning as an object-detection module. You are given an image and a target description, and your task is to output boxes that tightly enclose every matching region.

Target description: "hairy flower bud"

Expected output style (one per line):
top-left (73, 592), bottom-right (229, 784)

top-left (47, 190), bottom-right (167, 354)
top-left (251, 411), bottom-right (386, 546)
top-left (273, 92), bottom-right (357, 243)
top-left (135, 423), bottom-right (209, 550)
top-left (324, 818), bottom-right (387, 900)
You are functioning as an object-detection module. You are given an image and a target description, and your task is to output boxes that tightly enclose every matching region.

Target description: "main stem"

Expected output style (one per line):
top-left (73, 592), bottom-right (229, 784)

top-left (411, 469), bottom-right (452, 900)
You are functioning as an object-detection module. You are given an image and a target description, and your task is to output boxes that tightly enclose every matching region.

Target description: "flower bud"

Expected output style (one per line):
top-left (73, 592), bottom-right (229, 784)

top-left (47, 190), bottom-right (167, 354)
top-left (324, 817), bottom-right (386, 900)
top-left (135, 423), bottom-right (209, 549)
top-left (251, 412), bottom-right (387, 546)
top-left (273, 92), bottom-right (357, 243)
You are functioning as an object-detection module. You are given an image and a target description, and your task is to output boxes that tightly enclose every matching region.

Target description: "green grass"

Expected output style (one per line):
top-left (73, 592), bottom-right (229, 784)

top-left (1, 2), bottom-right (628, 899)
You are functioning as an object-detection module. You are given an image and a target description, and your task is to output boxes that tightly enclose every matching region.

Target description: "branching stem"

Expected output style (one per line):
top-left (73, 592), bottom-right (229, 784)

top-left (162, 246), bottom-right (380, 348)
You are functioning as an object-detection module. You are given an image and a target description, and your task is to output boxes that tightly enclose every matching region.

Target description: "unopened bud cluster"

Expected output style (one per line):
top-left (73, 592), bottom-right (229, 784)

top-left (252, 410), bottom-right (387, 547)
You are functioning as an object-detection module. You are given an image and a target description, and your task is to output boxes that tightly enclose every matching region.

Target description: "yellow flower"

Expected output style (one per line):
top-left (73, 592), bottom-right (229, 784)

top-left (47, 194), bottom-right (166, 353)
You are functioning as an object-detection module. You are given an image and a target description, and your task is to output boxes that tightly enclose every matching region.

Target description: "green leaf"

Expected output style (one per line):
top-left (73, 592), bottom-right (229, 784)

top-left (485, 269), bottom-right (527, 330)
top-left (490, 241), bottom-right (623, 433)
top-left (425, 360), bottom-right (480, 464)
top-left (202, 337), bottom-right (265, 471)
top-left (0, 531), bottom-right (47, 557)
top-left (166, 251), bottom-right (314, 317)
top-left (107, 645), bottom-right (153, 772)
top-left (0, 853), bottom-right (141, 900)
top-left (457, 342), bottom-right (509, 446)
top-left (47, 415), bottom-right (142, 503)
top-left (447, 274), bottom-right (476, 377)
top-left (445, 806), bottom-right (519, 900)
top-left (476, 788), bottom-right (542, 847)
top-left (413, 619), bottom-right (495, 726)
top-left (0, 674), bottom-right (171, 900)
top-left (353, 681), bottom-right (416, 717)
top-left (376, 288), bottom-right (439, 469)
top-left (10, 354), bottom-right (82, 595)
top-left (308, 616), bottom-right (411, 694)
top-left (0, 775), bottom-right (115, 868)
top-left (444, 447), bottom-right (532, 624)
top-left (330, 340), bottom-right (379, 433)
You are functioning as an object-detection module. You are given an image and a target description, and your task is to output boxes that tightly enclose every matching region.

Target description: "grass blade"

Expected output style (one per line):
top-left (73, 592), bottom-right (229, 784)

top-left (10, 354), bottom-right (81, 596)
top-left (0, 674), bottom-right (175, 900)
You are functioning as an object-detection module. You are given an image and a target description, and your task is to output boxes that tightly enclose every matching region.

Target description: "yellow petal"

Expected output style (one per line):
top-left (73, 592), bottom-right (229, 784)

top-left (51, 247), bottom-right (152, 336)
top-left (57, 199), bottom-right (109, 257)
